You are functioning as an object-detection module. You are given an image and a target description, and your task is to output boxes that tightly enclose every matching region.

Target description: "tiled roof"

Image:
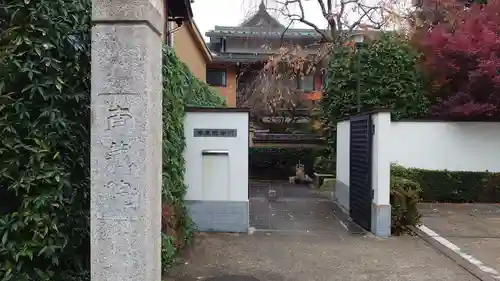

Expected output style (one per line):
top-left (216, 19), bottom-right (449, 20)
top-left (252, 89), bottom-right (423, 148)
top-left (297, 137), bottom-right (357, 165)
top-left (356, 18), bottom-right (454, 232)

top-left (212, 52), bottom-right (270, 63)
top-left (206, 26), bottom-right (372, 40)
top-left (206, 26), bottom-right (323, 39)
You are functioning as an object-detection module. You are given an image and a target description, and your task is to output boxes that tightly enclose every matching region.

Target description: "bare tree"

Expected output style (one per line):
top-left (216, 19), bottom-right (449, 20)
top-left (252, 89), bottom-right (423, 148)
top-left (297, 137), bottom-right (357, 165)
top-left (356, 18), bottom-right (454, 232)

top-left (238, 0), bottom-right (411, 129)
top-left (273, 0), bottom-right (411, 43)
top-left (239, 44), bottom-right (329, 129)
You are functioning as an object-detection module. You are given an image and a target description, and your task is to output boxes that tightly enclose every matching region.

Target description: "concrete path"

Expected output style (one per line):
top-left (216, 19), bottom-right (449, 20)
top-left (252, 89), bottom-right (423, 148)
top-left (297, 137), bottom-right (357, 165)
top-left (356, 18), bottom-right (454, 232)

top-left (164, 184), bottom-right (478, 281)
top-left (248, 180), bottom-right (365, 235)
top-left (417, 203), bottom-right (500, 280)
top-left (164, 232), bottom-right (477, 281)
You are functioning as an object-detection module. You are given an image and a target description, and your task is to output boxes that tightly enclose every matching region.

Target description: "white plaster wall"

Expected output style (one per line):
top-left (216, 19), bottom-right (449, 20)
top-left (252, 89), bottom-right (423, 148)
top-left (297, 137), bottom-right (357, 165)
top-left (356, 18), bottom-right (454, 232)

top-left (184, 111), bottom-right (249, 201)
top-left (371, 113), bottom-right (391, 206)
top-left (335, 120), bottom-right (350, 211)
top-left (390, 122), bottom-right (500, 172)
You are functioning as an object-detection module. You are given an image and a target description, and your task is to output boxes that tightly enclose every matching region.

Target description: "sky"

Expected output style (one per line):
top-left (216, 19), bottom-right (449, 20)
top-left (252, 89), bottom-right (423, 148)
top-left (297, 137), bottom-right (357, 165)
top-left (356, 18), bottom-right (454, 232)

top-left (191, 0), bottom-right (331, 40)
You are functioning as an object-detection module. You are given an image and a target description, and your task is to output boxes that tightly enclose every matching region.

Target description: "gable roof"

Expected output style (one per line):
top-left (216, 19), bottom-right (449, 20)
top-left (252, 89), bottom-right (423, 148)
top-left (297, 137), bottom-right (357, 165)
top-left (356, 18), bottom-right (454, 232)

top-left (239, 1), bottom-right (284, 28)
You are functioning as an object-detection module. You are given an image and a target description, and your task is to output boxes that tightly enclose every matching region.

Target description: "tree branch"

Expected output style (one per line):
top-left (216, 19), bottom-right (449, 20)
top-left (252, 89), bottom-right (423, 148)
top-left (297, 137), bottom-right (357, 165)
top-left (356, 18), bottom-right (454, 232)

top-left (275, 0), bottom-right (333, 41)
top-left (317, 0), bottom-right (328, 18)
top-left (339, 0), bottom-right (360, 32)
top-left (280, 20), bottom-right (294, 47)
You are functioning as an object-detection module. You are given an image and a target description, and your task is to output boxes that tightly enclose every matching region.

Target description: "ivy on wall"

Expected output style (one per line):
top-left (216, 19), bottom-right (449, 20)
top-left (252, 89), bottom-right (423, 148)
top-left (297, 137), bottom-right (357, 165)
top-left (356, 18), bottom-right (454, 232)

top-left (161, 47), bottom-right (226, 268)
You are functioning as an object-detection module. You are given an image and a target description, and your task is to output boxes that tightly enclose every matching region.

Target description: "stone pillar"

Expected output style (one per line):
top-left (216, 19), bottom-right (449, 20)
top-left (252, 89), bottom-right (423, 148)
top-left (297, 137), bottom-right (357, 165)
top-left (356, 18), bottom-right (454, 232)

top-left (90, 0), bottom-right (164, 280)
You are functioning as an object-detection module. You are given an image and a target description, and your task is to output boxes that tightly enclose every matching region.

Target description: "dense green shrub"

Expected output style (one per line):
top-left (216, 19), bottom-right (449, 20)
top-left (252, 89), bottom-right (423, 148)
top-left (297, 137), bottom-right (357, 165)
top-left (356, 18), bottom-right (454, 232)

top-left (390, 176), bottom-right (422, 235)
top-left (249, 147), bottom-right (317, 179)
top-left (0, 0), bottom-right (91, 280)
top-left (320, 34), bottom-right (430, 170)
top-left (313, 149), bottom-right (336, 174)
top-left (391, 165), bottom-right (500, 203)
top-left (161, 47), bottom-right (225, 268)
top-left (0, 0), bottom-right (224, 276)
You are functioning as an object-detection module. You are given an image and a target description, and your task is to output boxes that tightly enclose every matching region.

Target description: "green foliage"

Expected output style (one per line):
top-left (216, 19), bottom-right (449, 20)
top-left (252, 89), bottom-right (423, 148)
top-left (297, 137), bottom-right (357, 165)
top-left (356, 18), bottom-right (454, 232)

top-left (249, 147), bottom-right (317, 179)
top-left (390, 176), bottom-right (422, 235)
top-left (161, 47), bottom-right (225, 269)
top-left (0, 0), bottom-right (91, 280)
top-left (321, 34), bottom-right (430, 168)
top-left (323, 34), bottom-right (429, 120)
top-left (391, 165), bottom-right (500, 203)
top-left (313, 148), bottom-right (334, 174)
top-left (0, 0), bottom-right (224, 276)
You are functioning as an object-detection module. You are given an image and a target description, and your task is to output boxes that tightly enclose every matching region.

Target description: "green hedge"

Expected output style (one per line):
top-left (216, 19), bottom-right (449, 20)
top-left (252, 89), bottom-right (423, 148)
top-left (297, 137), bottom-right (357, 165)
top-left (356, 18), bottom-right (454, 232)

top-left (249, 147), bottom-right (317, 180)
top-left (391, 165), bottom-right (500, 203)
top-left (161, 47), bottom-right (225, 268)
top-left (0, 0), bottom-right (91, 280)
top-left (0, 0), bottom-right (224, 276)
top-left (390, 176), bottom-right (422, 235)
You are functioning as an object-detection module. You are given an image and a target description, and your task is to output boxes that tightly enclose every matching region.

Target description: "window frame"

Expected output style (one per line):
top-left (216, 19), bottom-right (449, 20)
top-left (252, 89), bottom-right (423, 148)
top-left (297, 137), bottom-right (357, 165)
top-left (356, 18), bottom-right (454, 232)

top-left (206, 68), bottom-right (227, 87)
top-left (297, 74), bottom-right (316, 91)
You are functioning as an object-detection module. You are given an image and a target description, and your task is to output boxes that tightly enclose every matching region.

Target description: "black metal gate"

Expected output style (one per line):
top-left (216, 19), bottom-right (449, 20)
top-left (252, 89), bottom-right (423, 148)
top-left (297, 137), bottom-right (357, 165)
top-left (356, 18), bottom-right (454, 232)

top-left (349, 114), bottom-right (373, 231)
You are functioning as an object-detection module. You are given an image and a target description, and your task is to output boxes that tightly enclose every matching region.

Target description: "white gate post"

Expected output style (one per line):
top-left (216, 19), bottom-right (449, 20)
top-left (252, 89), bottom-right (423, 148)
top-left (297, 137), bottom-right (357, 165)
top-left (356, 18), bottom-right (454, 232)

top-left (371, 111), bottom-right (392, 237)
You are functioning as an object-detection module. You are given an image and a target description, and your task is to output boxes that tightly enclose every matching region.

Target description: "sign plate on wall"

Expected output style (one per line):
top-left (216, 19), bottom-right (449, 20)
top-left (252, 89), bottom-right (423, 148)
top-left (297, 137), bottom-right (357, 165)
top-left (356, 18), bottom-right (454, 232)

top-left (194, 129), bottom-right (237, 138)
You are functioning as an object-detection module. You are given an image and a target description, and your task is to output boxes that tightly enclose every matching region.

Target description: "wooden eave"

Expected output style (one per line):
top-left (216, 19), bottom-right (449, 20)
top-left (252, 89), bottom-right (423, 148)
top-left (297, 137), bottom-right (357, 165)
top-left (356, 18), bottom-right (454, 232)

top-left (167, 0), bottom-right (193, 22)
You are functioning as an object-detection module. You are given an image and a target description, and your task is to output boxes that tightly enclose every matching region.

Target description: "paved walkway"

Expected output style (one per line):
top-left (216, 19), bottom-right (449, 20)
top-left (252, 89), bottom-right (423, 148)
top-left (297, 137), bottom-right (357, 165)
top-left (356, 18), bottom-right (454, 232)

top-left (165, 232), bottom-right (477, 281)
top-left (248, 180), bottom-right (364, 235)
top-left (418, 203), bottom-right (500, 280)
top-left (164, 183), bottom-right (478, 281)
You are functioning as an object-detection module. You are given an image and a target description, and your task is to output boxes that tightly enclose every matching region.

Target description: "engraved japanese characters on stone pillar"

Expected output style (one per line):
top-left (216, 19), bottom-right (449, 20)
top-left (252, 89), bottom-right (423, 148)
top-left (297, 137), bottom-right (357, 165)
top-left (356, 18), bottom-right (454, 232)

top-left (106, 102), bottom-right (133, 130)
top-left (91, 0), bottom-right (164, 279)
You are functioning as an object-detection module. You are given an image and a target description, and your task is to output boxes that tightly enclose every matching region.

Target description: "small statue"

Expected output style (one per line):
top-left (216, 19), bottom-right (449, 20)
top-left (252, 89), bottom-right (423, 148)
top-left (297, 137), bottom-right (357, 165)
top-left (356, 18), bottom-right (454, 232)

top-left (267, 188), bottom-right (277, 201)
top-left (288, 163), bottom-right (313, 184)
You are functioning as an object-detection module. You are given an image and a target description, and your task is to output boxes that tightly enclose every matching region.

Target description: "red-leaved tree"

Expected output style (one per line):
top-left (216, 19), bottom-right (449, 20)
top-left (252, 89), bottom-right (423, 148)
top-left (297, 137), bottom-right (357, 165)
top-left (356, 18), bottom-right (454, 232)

top-left (420, 0), bottom-right (500, 119)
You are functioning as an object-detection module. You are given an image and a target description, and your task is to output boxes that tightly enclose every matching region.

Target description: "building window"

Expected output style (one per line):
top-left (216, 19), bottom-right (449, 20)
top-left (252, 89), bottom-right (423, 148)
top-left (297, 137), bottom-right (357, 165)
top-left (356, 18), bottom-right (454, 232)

top-left (297, 75), bottom-right (315, 91)
top-left (206, 69), bottom-right (227, 87)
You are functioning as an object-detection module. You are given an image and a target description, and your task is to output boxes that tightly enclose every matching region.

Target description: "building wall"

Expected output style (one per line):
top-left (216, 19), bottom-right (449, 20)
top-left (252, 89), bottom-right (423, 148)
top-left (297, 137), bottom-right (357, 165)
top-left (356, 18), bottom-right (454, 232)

top-left (390, 121), bottom-right (500, 172)
top-left (184, 111), bottom-right (249, 201)
top-left (173, 23), bottom-right (207, 82)
top-left (183, 110), bottom-right (249, 232)
top-left (210, 66), bottom-right (237, 107)
top-left (335, 120), bottom-right (350, 212)
top-left (335, 118), bottom-right (500, 216)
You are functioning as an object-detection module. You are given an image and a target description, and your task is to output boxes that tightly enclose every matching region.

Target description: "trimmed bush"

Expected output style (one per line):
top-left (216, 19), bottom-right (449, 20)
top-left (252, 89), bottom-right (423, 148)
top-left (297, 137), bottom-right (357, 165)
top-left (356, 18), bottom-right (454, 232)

top-left (390, 176), bottom-right (422, 235)
top-left (391, 165), bottom-right (500, 203)
top-left (249, 147), bottom-right (317, 180)
top-left (321, 34), bottom-right (429, 172)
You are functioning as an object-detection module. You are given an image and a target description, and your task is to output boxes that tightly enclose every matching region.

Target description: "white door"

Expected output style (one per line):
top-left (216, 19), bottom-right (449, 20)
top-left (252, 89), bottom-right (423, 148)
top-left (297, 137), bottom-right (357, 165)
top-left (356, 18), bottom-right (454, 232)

top-left (202, 154), bottom-right (230, 200)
